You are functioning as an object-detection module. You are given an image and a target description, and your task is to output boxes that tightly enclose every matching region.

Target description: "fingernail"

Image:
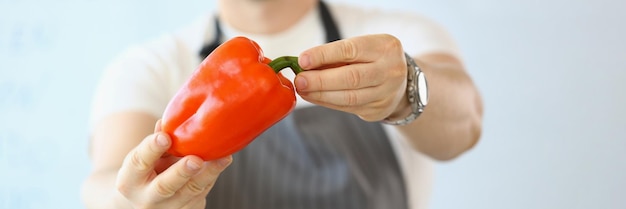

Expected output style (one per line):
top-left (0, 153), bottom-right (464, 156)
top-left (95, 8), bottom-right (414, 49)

top-left (295, 76), bottom-right (308, 91)
top-left (299, 54), bottom-right (310, 68)
top-left (155, 134), bottom-right (169, 147)
top-left (187, 159), bottom-right (201, 171)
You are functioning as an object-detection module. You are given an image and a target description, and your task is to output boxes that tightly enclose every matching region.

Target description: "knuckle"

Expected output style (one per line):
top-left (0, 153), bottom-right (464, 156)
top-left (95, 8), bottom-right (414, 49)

top-left (185, 180), bottom-right (205, 195)
top-left (394, 57), bottom-right (407, 75)
top-left (147, 138), bottom-right (163, 155)
top-left (342, 40), bottom-right (359, 61)
top-left (116, 181), bottom-right (131, 196)
top-left (154, 181), bottom-right (177, 198)
top-left (317, 48), bottom-right (332, 67)
top-left (311, 91), bottom-right (324, 101)
top-left (344, 91), bottom-right (359, 106)
top-left (176, 168), bottom-right (193, 179)
top-left (316, 74), bottom-right (325, 91)
top-left (346, 68), bottom-right (361, 88)
top-left (382, 34), bottom-right (402, 52)
top-left (130, 151), bottom-right (150, 171)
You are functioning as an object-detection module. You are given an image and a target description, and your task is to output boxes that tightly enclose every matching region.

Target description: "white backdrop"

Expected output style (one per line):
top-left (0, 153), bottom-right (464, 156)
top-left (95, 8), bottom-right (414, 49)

top-left (1, 0), bottom-right (625, 209)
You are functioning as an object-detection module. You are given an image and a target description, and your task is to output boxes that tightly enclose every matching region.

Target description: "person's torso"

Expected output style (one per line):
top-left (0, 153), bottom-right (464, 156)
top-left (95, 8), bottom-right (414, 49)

top-left (196, 2), bottom-right (408, 208)
top-left (141, 2), bottom-right (443, 208)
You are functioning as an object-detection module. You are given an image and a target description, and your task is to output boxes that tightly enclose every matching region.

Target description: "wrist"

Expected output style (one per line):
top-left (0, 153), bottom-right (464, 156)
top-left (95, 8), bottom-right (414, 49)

top-left (386, 95), bottom-right (412, 121)
top-left (381, 52), bottom-right (429, 125)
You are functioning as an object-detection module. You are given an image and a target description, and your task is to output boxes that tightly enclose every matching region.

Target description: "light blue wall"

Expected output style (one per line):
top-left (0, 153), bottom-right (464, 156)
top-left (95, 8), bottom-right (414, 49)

top-left (1, 1), bottom-right (214, 208)
top-left (1, 0), bottom-right (625, 209)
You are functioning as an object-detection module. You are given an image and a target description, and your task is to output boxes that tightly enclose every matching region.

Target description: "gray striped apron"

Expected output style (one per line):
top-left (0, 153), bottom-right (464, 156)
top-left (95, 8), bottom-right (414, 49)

top-left (199, 2), bottom-right (408, 208)
top-left (205, 106), bottom-right (408, 209)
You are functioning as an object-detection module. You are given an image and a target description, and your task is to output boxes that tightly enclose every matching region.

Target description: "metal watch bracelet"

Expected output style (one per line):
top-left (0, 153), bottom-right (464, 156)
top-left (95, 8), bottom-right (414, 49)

top-left (381, 52), bottom-right (428, 125)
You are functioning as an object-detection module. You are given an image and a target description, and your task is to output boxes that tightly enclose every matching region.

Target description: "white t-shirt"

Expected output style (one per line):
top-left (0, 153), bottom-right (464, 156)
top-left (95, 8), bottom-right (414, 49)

top-left (90, 3), bottom-right (460, 209)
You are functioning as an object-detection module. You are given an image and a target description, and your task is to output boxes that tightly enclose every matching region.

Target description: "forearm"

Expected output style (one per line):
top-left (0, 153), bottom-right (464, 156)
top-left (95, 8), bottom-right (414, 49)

top-left (81, 112), bottom-right (158, 209)
top-left (81, 169), bottom-right (133, 209)
top-left (395, 54), bottom-right (483, 161)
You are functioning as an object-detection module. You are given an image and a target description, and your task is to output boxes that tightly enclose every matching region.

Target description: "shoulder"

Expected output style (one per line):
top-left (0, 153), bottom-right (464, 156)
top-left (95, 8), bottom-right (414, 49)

top-left (121, 12), bottom-right (215, 70)
top-left (328, 3), bottom-right (444, 34)
top-left (91, 12), bottom-right (217, 127)
top-left (109, 9), bottom-right (215, 68)
top-left (103, 11), bottom-right (217, 91)
top-left (327, 3), bottom-right (460, 57)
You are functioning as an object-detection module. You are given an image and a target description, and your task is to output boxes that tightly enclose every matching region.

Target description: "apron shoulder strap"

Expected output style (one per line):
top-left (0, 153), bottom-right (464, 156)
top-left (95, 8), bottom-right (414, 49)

top-left (318, 1), bottom-right (342, 42)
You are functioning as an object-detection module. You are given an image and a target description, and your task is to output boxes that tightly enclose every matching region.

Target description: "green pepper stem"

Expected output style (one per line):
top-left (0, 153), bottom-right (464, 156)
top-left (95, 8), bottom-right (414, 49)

top-left (269, 56), bottom-right (303, 74)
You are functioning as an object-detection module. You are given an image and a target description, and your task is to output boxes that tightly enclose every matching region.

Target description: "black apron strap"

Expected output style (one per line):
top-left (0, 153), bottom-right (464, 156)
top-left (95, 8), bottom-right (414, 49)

top-left (198, 17), bottom-right (222, 59)
top-left (318, 0), bottom-right (341, 43)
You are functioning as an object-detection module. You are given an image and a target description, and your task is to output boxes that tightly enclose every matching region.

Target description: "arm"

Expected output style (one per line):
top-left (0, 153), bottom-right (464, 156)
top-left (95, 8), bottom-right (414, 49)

top-left (389, 53), bottom-right (483, 161)
top-left (81, 112), bottom-right (156, 209)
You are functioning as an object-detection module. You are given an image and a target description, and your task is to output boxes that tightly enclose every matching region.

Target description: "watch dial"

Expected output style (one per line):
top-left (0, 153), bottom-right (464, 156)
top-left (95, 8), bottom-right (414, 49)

top-left (417, 72), bottom-right (428, 106)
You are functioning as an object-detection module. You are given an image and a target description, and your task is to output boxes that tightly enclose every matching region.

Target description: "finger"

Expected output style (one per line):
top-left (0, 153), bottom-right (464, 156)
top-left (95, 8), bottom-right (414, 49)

top-left (295, 63), bottom-right (384, 92)
top-left (299, 34), bottom-right (401, 69)
top-left (311, 97), bottom-right (396, 122)
top-left (154, 119), bottom-right (162, 133)
top-left (154, 155), bottom-right (181, 174)
top-left (172, 156), bottom-right (232, 205)
top-left (148, 155), bottom-right (204, 201)
top-left (118, 133), bottom-right (171, 187)
top-left (174, 156), bottom-right (232, 202)
top-left (153, 119), bottom-right (172, 159)
top-left (181, 188), bottom-right (209, 209)
top-left (300, 87), bottom-right (383, 107)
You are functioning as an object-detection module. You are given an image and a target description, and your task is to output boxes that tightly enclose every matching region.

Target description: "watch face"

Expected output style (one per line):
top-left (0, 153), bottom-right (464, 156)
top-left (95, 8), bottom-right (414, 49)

top-left (417, 71), bottom-right (428, 106)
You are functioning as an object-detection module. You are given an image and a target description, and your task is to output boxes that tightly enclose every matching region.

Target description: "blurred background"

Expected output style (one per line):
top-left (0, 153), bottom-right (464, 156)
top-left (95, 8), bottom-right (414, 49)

top-left (1, 0), bottom-right (624, 208)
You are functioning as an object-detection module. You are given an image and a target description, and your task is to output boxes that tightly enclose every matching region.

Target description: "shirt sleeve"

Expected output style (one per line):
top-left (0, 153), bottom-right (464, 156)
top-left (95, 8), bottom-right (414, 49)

top-left (336, 4), bottom-right (462, 59)
top-left (401, 14), bottom-right (461, 58)
top-left (382, 13), bottom-right (461, 58)
top-left (88, 44), bottom-right (173, 132)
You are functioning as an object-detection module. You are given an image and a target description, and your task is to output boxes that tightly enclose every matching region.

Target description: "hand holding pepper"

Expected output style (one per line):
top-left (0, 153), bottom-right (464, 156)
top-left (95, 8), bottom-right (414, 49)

top-left (116, 120), bottom-right (232, 209)
top-left (294, 34), bottom-right (410, 122)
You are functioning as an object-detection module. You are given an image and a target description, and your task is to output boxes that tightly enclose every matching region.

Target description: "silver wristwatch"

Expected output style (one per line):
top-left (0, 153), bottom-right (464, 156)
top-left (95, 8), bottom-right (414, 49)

top-left (382, 53), bottom-right (429, 125)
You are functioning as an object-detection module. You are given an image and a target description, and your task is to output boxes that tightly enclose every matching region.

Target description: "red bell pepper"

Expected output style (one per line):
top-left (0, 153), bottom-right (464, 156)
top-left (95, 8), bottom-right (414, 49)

top-left (161, 36), bottom-right (303, 160)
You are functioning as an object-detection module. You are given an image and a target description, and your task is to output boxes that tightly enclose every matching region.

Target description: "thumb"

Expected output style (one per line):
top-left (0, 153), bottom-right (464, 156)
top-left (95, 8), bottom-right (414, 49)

top-left (154, 119), bottom-right (162, 133)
